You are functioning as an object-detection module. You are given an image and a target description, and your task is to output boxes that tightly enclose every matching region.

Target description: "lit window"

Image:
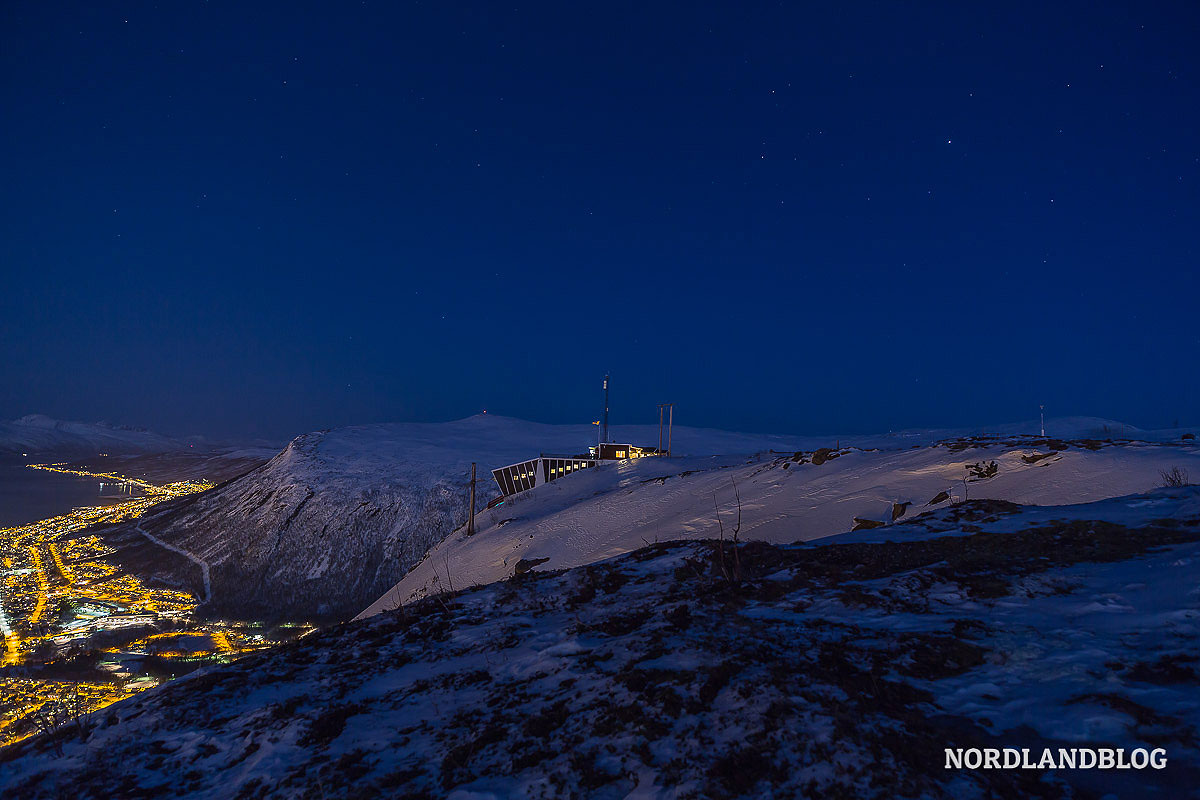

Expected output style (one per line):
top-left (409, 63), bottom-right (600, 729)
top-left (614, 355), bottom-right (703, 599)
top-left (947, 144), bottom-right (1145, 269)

top-left (616, 450), bottom-right (626, 458)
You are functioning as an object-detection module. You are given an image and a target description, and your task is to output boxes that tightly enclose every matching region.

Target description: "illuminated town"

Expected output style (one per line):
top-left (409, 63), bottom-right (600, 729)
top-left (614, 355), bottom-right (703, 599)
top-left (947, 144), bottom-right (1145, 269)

top-left (0, 465), bottom-right (311, 747)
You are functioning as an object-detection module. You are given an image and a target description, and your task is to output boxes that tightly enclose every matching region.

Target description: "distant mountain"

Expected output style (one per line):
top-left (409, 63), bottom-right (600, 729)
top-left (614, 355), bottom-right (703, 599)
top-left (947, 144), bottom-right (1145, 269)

top-left (0, 415), bottom-right (189, 456)
top-left (89, 414), bottom-right (823, 620)
top-left (5, 488), bottom-right (1199, 798)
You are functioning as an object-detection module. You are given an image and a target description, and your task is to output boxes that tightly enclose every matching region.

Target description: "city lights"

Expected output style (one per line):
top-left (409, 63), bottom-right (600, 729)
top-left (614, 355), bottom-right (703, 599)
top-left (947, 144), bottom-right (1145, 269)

top-left (0, 465), bottom-right (311, 747)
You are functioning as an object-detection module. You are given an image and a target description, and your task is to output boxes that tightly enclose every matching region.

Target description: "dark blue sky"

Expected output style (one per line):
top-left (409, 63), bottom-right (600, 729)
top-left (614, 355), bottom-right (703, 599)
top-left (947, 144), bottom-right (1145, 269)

top-left (2, 1), bottom-right (1197, 440)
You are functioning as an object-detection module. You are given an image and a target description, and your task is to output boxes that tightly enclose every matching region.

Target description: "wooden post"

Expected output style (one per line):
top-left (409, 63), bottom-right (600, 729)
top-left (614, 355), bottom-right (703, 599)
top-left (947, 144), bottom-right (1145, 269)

top-left (667, 404), bottom-right (674, 457)
top-left (467, 462), bottom-right (477, 535)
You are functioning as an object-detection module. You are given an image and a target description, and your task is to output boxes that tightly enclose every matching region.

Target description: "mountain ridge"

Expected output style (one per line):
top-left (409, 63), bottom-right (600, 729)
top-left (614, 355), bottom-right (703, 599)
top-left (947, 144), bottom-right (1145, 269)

top-left (5, 487), bottom-right (1199, 798)
top-left (45, 413), bottom-right (1194, 622)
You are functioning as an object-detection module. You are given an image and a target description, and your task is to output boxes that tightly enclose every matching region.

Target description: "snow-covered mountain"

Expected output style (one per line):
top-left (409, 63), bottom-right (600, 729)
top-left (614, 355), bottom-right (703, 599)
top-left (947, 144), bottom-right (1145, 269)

top-left (95, 414), bottom-right (818, 620)
top-left (0, 414), bottom-right (190, 456)
top-left (84, 413), bottom-right (1197, 622)
top-left (360, 428), bottom-right (1200, 616)
top-left (5, 487), bottom-right (1199, 798)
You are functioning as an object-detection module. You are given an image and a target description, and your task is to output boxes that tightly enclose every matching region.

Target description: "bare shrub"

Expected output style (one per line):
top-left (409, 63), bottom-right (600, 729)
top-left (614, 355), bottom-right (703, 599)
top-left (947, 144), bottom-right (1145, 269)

top-left (712, 478), bottom-right (743, 584)
top-left (1160, 467), bottom-right (1191, 488)
top-left (29, 686), bottom-right (93, 756)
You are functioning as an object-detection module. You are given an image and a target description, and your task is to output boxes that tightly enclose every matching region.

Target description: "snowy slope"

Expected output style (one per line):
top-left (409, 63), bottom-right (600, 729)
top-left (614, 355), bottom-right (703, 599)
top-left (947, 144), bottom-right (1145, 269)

top-left (97, 415), bottom-right (819, 620)
top-left (4, 489), bottom-right (1199, 799)
top-left (360, 432), bottom-right (1200, 616)
top-left (0, 415), bottom-right (190, 455)
top-left (863, 415), bottom-right (1189, 445)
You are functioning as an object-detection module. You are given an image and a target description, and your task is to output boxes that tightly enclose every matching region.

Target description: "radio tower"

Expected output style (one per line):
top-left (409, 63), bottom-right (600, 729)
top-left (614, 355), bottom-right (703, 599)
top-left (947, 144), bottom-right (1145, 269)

top-left (602, 374), bottom-right (610, 444)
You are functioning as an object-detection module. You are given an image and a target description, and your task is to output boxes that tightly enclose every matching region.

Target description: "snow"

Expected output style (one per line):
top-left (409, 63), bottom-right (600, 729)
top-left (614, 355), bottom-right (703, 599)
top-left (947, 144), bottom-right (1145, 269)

top-left (3, 487), bottom-right (1198, 798)
top-left (807, 506), bottom-right (1200, 797)
top-left (42, 412), bottom-right (1191, 625)
top-left (98, 414), bottom-right (834, 620)
top-left (359, 432), bottom-right (1200, 617)
top-left (132, 523), bottom-right (213, 603)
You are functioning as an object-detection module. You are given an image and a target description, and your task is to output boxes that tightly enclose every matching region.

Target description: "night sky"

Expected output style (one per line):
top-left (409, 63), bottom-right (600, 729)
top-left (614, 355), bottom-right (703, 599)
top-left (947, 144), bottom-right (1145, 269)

top-left (2, 2), bottom-right (1197, 441)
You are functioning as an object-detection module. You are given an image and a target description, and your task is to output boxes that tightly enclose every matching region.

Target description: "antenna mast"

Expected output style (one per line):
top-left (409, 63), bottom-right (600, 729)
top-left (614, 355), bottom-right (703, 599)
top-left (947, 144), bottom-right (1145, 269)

top-left (602, 373), bottom-right (610, 444)
top-left (658, 402), bottom-right (675, 456)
